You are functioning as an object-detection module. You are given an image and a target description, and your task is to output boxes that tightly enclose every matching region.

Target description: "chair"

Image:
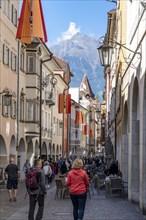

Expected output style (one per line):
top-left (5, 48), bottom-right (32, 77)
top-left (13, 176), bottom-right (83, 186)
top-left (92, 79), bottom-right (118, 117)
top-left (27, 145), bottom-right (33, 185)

top-left (106, 177), bottom-right (124, 198)
top-left (55, 178), bottom-right (68, 199)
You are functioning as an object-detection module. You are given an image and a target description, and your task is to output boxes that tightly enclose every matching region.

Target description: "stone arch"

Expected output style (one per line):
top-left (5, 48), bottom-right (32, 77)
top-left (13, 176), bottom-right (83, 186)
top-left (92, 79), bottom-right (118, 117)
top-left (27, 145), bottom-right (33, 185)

top-left (0, 135), bottom-right (7, 167)
top-left (42, 142), bottom-right (47, 161)
top-left (18, 138), bottom-right (25, 179)
top-left (122, 102), bottom-right (129, 183)
top-left (0, 135), bottom-right (7, 155)
top-left (35, 140), bottom-right (39, 158)
top-left (10, 135), bottom-right (16, 159)
top-left (131, 77), bottom-right (140, 202)
top-left (27, 140), bottom-right (33, 162)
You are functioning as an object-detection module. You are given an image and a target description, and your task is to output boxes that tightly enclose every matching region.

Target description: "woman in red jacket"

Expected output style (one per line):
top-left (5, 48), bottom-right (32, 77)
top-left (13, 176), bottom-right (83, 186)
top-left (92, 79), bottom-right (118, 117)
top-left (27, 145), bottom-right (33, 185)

top-left (66, 159), bottom-right (89, 220)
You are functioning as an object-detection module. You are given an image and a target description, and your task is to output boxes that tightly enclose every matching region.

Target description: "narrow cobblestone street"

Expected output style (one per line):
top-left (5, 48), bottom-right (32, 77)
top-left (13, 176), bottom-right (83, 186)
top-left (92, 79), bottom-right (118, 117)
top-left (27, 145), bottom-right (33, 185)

top-left (0, 181), bottom-right (146, 220)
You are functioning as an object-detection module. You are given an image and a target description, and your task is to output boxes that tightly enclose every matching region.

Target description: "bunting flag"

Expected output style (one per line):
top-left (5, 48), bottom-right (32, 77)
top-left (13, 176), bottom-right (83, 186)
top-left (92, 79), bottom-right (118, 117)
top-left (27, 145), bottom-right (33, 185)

top-left (66, 94), bottom-right (71, 114)
top-left (83, 124), bottom-right (87, 135)
top-left (58, 94), bottom-right (64, 113)
top-left (75, 111), bottom-right (84, 124)
top-left (58, 93), bottom-right (71, 114)
top-left (16, 0), bottom-right (47, 44)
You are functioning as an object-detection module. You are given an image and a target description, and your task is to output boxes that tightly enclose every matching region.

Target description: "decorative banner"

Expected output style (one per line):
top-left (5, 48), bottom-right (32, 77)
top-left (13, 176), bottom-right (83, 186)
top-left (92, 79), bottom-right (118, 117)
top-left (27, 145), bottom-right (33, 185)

top-left (90, 129), bottom-right (94, 138)
top-left (75, 111), bottom-right (79, 124)
top-left (16, 0), bottom-right (47, 44)
top-left (58, 94), bottom-right (64, 113)
top-left (66, 94), bottom-right (71, 114)
top-left (83, 124), bottom-right (87, 135)
top-left (75, 111), bottom-right (84, 124)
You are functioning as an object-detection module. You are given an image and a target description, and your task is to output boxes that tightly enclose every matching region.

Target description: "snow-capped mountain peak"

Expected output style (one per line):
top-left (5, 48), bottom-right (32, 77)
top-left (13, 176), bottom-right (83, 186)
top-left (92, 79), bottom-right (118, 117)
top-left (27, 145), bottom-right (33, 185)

top-left (50, 32), bottom-right (104, 100)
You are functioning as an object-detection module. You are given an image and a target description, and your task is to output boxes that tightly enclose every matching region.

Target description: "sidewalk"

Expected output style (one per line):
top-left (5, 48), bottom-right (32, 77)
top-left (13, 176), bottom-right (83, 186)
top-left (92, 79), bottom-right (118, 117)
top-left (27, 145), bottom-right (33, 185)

top-left (0, 181), bottom-right (146, 220)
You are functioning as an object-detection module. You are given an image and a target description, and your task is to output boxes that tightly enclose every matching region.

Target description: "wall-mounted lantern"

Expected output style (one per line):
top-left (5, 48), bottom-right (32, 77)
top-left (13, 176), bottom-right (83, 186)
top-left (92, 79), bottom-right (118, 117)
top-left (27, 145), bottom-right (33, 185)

top-left (0, 88), bottom-right (13, 106)
top-left (59, 121), bottom-right (63, 128)
top-left (96, 109), bottom-right (101, 119)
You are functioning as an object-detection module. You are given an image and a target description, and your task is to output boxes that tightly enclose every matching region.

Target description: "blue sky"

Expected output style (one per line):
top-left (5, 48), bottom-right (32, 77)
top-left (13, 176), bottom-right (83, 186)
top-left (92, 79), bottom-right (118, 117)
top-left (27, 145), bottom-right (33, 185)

top-left (40, 0), bottom-right (116, 46)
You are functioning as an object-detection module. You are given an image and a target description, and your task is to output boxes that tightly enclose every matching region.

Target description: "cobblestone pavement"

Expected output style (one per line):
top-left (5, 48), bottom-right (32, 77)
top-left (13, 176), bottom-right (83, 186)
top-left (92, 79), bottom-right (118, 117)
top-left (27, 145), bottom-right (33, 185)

top-left (0, 181), bottom-right (146, 220)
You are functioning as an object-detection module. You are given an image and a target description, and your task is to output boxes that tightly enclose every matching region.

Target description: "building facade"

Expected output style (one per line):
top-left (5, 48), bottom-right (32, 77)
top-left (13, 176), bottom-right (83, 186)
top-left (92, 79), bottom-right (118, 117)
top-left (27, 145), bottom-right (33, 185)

top-left (0, 0), bottom-right (72, 179)
top-left (101, 0), bottom-right (146, 214)
top-left (0, 0), bottom-right (19, 168)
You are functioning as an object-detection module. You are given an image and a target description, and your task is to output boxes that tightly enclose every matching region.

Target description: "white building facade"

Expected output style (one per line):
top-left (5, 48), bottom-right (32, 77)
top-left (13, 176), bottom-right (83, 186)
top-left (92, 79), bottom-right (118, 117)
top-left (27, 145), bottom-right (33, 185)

top-left (104, 0), bottom-right (146, 214)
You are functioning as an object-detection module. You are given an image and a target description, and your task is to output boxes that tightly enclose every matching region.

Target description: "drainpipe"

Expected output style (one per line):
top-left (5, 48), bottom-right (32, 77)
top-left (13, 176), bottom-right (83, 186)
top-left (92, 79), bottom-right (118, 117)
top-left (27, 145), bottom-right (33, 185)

top-left (16, 40), bottom-right (20, 154)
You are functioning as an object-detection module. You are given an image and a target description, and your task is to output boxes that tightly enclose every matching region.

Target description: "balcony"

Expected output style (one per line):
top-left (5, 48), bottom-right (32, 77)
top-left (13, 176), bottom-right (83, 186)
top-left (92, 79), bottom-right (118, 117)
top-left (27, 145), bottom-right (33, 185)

top-left (25, 122), bottom-right (39, 138)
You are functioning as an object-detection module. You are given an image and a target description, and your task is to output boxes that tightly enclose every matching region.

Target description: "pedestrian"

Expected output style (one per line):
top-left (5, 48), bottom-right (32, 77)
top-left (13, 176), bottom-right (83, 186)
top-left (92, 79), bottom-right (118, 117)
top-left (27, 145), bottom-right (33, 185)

top-left (108, 160), bottom-right (118, 176)
top-left (43, 161), bottom-right (52, 188)
top-left (27, 159), bottom-right (47, 220)
top-left (66, 159), bottom-right (89, 220)
top-left (4, 158), bottom-right (20, 202)
top-left (60, 159), bottom-right (67, 174)
top-left (23, 159), bottom-right (30, 176)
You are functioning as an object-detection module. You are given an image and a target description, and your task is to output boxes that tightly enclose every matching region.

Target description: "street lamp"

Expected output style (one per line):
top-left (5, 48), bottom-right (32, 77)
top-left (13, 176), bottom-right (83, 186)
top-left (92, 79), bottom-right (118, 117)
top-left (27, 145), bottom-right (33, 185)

top-left (97, 44), bottom-right (113, 66)
top-left (97, 36), bottom-right (141, 67)
top-left (0, 88), bottom-right (13, 106)
top-left (141, 0), bottom-right (146, 9)
top-left (96, 108), bottom-right (101, 120)
top-left (59, 121), bottom-right (63, 129)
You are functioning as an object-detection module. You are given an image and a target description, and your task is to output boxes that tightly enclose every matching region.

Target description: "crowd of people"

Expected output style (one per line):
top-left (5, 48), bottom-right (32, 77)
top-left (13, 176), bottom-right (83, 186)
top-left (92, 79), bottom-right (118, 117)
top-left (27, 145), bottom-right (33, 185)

top-left (4, 155), bottom-right (122, 220)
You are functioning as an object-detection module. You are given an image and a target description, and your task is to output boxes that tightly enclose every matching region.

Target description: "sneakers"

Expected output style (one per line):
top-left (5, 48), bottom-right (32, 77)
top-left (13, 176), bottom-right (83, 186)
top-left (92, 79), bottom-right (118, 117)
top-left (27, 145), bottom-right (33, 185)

top-left (9, 198), bottom-right (12, 202)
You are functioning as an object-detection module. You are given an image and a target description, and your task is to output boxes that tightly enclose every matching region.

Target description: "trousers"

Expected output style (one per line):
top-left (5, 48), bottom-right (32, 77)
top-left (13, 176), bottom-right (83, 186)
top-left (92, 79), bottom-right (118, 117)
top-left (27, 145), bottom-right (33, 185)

top-left (70, 192), bottom-right (87, 220)
top-left (28, 194), bottom-right (45, 220)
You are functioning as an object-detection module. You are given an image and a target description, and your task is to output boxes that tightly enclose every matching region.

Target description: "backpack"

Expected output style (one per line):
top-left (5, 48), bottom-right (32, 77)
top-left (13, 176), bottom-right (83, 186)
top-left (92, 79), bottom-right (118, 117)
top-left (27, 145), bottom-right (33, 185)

top-left (25, 168), bottom-right (40, 191)
top-left (48, 166), bottom-right (52, 176)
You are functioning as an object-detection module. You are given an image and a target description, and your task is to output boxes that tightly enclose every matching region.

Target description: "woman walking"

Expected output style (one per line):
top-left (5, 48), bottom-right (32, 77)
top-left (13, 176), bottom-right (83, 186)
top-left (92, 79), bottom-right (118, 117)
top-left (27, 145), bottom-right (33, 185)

top-left (66, 159), bottom-right (89, 220)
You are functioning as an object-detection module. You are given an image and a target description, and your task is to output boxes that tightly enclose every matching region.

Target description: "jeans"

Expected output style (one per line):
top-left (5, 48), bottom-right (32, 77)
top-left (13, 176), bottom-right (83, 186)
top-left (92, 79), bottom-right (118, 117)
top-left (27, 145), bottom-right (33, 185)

top-left (28, 194), bottom-right (45, 220)
top-left (70, 192), bottom-right (87, 220)
top-left (45, 175), bottom-right (51, 186)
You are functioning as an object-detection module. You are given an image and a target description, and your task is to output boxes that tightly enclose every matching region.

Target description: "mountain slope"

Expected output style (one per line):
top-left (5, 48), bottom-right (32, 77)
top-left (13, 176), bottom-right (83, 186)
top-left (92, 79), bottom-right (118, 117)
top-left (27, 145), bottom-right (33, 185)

top-left (50, 32), bottom-right (104, 100)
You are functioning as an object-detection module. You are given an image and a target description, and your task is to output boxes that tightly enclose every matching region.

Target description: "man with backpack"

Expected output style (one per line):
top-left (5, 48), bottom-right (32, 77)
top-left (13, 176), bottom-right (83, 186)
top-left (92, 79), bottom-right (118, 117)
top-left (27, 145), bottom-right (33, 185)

top-left (26, 159), bottom-right (47, 220)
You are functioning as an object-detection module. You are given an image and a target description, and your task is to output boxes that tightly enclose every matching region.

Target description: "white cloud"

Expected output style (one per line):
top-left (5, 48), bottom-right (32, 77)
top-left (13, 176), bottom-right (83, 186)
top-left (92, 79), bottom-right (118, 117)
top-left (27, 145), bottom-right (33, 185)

top-left (57, 22), bottom-right (80, 43)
